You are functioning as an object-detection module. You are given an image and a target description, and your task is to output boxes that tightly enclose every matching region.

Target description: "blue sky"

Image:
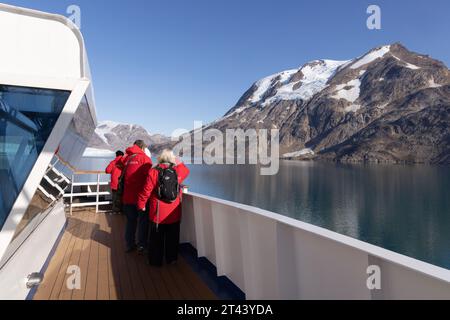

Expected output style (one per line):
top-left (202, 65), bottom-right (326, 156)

top-left (6, 0), bottom-right (450, 135)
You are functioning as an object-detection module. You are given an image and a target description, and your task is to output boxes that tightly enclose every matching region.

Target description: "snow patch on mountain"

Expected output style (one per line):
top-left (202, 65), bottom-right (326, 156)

top-left (404, 62), bottom-right (421, 70)
top-left (332, 79), bottom-right (361, 103)
top-left (350, 45), bottom-right (391, 69)
top-left (250, 70), bottom-right (297, 103)
top-left (221, 105), bottom-right (249, 120)
top-left (376, 103), bottom-right (388, 109)
top-left (337, 59), bottom-right (355, 71)
top-left (428, 78), bottom-right (442, 88)
top-left (258, 60), bottom-right (349, 106)
top-left (282, 148), bottom-right (314, 158)
top-left (344, 104), bottom-right (362, 113)
top-left (392, 55), bottom-right (421, 70)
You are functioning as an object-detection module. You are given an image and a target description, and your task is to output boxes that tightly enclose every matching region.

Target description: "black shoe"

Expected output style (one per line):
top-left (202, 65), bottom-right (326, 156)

top-left (137, 246), bottom-right (145, 255)
top-left (125, 246), bottom-right (136, 253)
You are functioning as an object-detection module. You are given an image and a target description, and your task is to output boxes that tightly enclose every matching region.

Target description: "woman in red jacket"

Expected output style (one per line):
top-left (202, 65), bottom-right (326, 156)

top-left (105, 150), bottom-right (124, 213)
top-left (137, 149), bottom-right (190, 266)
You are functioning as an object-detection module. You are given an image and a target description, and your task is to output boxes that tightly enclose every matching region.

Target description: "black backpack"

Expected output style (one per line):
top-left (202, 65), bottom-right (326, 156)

top-left (156, 164), bottom-right (179, 203)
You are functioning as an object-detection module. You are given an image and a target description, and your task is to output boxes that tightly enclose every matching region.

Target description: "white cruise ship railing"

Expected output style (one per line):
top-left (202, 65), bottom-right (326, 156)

top-left (51, 154), bottom-right (112, 214)
top-left (64, 170), bottom-right (111, 215)
top-left (180, 192), bottom-right (450, 300)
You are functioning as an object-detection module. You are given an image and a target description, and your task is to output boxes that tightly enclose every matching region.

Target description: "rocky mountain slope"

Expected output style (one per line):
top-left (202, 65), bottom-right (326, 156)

top-left (88, 121), bottom-right (170, 153)
top-left (203, 43), bottom-right (450, 164)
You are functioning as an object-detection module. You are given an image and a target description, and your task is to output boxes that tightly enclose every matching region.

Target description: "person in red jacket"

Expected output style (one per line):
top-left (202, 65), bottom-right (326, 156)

top-left (137, 149), bottom-right (190, 266)
top-left (105, 150), bottom-right (124, 214)
top-left (121, 140), bottom-right (152, 253)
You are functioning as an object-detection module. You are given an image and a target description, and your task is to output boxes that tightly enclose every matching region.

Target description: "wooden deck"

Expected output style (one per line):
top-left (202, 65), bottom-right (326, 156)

top-left (33, 209), bottom-right (216, 300)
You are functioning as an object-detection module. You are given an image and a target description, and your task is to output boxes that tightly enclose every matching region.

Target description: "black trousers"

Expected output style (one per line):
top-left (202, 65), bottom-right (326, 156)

top-left (123, 204), bottom-right (149, 249)
top-left (111, 190), bottom-right (121, 213)
top-left (148, 221), bottom-right (180, 266)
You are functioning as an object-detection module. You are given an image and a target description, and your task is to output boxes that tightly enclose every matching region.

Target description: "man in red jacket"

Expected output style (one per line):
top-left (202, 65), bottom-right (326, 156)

top-left (137, 149), bottom-right (190, 266)
top-left (105, 150), bottom-right (124, 214)
top-left (121, 140), bottom-right (152, 253)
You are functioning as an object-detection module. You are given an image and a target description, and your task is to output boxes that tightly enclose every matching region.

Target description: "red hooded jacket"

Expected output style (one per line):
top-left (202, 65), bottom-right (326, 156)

top-left (105, 156), bottom-right (123, 191)
top-left (137, 162), bottom-right (190, 224)
top-left (120, 145), bottom-right (152, 205)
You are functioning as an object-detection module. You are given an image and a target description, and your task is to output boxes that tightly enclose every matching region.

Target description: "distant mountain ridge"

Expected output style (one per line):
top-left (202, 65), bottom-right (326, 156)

top-left (90, 43), bottom-right (450, 164)
top-left (204, 42), bottom-right (450, 164)
top-left (88, 121), bottom-right (170, 152)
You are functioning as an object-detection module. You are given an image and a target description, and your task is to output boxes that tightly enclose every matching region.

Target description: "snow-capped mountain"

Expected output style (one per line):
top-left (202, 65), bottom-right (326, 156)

top-left (88, 121), bottom-right (170, 152)
top-left (201, 43), bottom-right (450, 164)
top-left (226, 59), bottom-right (349, 115)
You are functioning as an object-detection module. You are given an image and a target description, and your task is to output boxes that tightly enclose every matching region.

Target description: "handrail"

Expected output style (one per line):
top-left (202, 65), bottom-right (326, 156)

top-left (74, 170), bottom-right (106, 175)
top-left (54, 153), bottom-right (78, 172)
top-left (53, 153), bottom-right (112, 214)
top-left (181, 192), bottom-right (450, 299)
top-left (187, 192), bottom-right (450, 283)
top-left (55, 153), bottom-right (109, 174)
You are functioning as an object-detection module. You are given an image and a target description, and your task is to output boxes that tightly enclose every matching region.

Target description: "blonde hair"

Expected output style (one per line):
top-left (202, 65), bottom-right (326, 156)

top-left (158, 149), bottom-right (176, 164)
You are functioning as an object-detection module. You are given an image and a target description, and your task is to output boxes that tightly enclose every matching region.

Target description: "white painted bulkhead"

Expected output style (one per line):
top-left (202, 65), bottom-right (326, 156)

top-left (0, 4), bottom-right (96, 299)
top-left (181, 192), bottom-right (450, 300)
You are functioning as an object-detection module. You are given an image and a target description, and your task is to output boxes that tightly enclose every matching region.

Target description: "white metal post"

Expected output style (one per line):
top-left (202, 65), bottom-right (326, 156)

top-left (96, 173), bottom-right (100, 213)
top-left (70, 174), bottom-right (74, 216)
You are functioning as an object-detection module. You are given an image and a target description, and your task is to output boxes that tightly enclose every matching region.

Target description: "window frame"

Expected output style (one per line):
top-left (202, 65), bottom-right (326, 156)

top-left (0, 75), bottom-right (90, 262)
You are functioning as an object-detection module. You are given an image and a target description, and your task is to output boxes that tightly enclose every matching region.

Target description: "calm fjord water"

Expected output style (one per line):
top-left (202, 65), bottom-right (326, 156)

top-left (79, 156), bottom-right (450, 269)
top-left (187, 161), bottom-right (450, 270)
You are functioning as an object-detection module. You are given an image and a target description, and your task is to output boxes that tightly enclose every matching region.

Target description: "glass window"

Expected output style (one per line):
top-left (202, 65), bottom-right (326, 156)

top-left (11, 96), bottom-right (95, 240)
top-left (0, 85), bottom-right (70, 230)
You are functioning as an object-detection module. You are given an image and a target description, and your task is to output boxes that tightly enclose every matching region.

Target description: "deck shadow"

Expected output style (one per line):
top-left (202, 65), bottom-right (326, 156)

top-left (32, 210), bottom-right (217, 300)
